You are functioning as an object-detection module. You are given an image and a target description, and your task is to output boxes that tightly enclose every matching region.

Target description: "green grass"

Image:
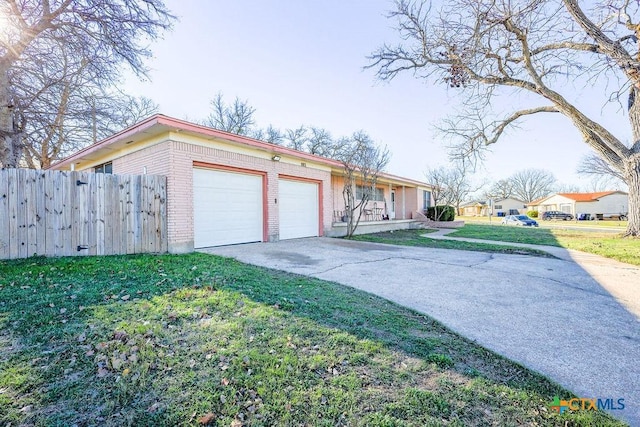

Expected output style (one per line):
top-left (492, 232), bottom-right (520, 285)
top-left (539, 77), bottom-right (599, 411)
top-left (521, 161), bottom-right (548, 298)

top-left (458, 215), bottom-right (629, 228)
top-left (451, 224), bottom-right (562, 246)
top-left (0, 254), bottom-right (626, 426)
top-left (351, 229), bottom-right (555, 257)
top-left (450, 224), bottom-right (640, 266)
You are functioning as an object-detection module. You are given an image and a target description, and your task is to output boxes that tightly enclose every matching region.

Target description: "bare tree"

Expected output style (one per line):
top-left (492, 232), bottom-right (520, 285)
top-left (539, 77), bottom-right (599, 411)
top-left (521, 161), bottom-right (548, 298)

top-left (338, 132), bottom-right (391, 237)
top-left (262, 125), bottom-right (284, 145)
top-left (204, 93), bottom-right (256, 135)
top-left (369, 0), bottom-right (640, 236)
top-left (577, 153), bottom-right (626, 183)
top-left (307, 127), bottom-right (340, 158)
top-left (117, 96), bottom-right (160, 130)
top-left (23, 89), bottom-right (158, 168)
top-left (13, 37), bottom-right (159, 168)
top-left (508, 169), bottom-right (556, 203)
top-left (0, 0), bottom-right (174, 168)
top-left (484, 179), bottom-right (514, 200)
top-left (251, 125), bottom-right (284, 145)
top-left (425, 161), bottom-right (477, 217)
top-left (284, 126), bottom-right (309, 151)
top-left (424, 166), bottom-right (454, 220)
top-left (555, 183), bottom-right (582, 194)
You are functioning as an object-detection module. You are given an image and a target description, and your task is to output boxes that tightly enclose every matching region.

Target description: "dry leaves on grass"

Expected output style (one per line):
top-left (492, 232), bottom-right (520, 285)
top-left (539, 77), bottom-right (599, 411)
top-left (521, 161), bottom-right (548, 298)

top-left (198, 412), bottom-right (216, 425)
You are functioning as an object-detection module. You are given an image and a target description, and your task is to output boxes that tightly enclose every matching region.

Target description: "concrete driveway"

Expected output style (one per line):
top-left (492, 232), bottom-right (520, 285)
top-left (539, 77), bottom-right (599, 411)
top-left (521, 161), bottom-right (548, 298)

top-left (202, 237), bottom-right (640, 425)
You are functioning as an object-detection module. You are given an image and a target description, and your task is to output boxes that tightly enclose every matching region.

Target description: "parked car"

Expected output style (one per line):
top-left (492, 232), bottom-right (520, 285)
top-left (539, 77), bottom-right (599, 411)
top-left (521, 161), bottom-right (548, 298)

top-left (501, 215), bottom-right (539, 227)
top-left (541, 211), bottom-right (573, 221)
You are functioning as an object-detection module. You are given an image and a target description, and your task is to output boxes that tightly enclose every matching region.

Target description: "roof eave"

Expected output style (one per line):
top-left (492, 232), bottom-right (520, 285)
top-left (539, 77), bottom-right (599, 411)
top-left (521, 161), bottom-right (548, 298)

top-left (49, 114), bottom-right (433, 188)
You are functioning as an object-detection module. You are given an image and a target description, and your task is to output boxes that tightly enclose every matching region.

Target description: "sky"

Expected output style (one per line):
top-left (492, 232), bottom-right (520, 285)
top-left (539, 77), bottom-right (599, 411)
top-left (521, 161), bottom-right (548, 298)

top-left (122, 0), bottom-right (630, 191)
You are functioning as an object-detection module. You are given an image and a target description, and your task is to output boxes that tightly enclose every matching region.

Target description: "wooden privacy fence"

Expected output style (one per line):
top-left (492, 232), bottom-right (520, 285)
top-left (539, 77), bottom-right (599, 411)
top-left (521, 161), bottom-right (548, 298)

top-left (0, 169), bottom-right (167, 259)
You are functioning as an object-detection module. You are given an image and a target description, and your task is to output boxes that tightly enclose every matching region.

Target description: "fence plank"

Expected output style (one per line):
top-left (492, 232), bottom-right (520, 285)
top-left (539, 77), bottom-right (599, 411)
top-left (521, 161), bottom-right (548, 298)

top-left (95, 173), bottom-right (104, 255)
top-left (140, 176), bottom-right (149, 253)
top-left (106, 174), bottom-right (117, 255)
top-left (8, 169), bottom-right (19, 259)
top-left (26, 170), bottom-right (39, 257)
top-left (75, 172), bottom-right (89, 256)
top-left (158, 176), bottom-right (168, 253)
top-left (128, 175), bottom-right (136, 254)
top-left (63, 171), bottom-right (75, 257)
top-left (111, 175), bottom-right (118, 255)
top-left (35, 171), bottom-right (47, 256)
top-left (68, 171), bottom-right (79, 257)
top-left (55, 170), bottom-right (69, 257)
top-left (86, 173), bottom-right (97, 256)
top-left (17, 169), bottom-right (28, 258)
top-left (45, 170), bottom-right (56, 256)
top-left (0, 170), bottom-right (9, 258)
top-left (118, 175), bottom-right (128, 254)
top-left (132, 175), bottom-right (142, 254)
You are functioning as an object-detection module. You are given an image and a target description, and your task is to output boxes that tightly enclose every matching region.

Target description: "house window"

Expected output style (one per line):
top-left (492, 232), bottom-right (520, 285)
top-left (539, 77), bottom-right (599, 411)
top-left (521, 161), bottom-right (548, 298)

top-left (94, 162), bottom-right (113, 174)
top-left (494, 204), bottom-right (502, 210)
top-left (356, 185), bottom-right (384, 202)
top-left (423, 190), bottom-right (431, 209)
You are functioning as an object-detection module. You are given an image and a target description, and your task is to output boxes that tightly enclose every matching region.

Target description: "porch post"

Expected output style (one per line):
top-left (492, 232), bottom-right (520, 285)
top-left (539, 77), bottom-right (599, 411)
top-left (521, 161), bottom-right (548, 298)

top-left (402, 185), bottom-right (406, 219)
top-left (388, 182), bottom-right (392, 218)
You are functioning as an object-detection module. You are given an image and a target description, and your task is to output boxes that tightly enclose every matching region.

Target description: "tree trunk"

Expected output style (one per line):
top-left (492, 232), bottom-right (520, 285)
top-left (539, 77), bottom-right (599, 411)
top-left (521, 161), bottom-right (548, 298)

top-left (623, 155), bottom-right (640, 237)
top-left (0, 61), bottom-right (22, 167)
top-left (626, 86), bottom-right (640, 237)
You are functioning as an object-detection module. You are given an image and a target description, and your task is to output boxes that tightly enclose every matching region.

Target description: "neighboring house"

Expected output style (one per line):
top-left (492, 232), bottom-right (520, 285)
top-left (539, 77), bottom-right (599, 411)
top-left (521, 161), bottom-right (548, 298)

top-left (528, 191), bottom-right (629, 218)
top-left (492, 198), bottom-right (528, 216)
top-left (50, 115), bottom-right (434, 252)
top-left (460, 201), bottom-right (486, 216)
top-left (460, 198), bottom-right (526, 216)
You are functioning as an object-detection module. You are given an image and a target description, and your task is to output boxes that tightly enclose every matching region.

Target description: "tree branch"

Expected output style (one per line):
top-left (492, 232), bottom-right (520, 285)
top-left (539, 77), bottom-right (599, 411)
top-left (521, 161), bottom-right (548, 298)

top-left (563, 0), bottom-right (640, 83)
top-left (487, 106), bottom-right (560, 145)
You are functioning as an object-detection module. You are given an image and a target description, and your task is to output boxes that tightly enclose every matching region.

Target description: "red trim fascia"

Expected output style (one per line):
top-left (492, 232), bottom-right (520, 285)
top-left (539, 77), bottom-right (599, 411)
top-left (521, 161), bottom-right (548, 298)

top-left (278, 174), bottom-right (324, 237)
top-left (193, 161), bottom-right (269, 243)
top-left (157, 115), bottom-right (344, 167)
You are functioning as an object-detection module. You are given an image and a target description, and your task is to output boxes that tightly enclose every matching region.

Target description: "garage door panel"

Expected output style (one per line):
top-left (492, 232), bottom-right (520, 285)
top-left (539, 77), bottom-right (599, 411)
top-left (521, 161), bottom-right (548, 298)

top-left (194, 168), bottom-right (263, 247)
top-left (279, 179), bottom-right (319, 240)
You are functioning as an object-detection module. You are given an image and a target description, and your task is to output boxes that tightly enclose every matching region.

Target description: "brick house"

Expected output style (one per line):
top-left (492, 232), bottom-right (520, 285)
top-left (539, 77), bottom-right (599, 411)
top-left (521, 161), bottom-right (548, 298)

top-left (51, 115), bottom-right (434, 252)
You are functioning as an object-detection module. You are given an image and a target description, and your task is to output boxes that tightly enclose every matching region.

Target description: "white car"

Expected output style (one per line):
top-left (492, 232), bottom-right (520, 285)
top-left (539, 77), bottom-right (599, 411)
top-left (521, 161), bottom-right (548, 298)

top-left (501, 215), bottom-right (539, 227)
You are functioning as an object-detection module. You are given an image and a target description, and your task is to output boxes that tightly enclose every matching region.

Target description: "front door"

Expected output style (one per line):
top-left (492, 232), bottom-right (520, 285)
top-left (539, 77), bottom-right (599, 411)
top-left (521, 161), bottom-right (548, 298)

top-left (390, 190), bottom-right (396, 219)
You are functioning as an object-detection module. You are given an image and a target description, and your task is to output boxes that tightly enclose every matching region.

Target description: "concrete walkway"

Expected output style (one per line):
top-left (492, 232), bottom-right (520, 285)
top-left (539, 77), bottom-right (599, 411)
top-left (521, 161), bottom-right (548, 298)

top-left (202, 237), bottom-right (640, 425)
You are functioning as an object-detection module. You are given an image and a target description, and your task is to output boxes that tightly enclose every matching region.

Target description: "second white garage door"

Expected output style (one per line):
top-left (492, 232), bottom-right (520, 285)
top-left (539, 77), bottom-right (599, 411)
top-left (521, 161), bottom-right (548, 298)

top-left (278, 179), bottom-right (319, 240)
top-left (193, 168), bottom-right (263, 247)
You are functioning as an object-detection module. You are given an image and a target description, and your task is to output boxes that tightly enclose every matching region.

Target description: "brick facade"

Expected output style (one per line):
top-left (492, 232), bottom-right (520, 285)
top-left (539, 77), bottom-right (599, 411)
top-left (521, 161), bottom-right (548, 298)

top-left (114, 136), bottom-right (332, 253)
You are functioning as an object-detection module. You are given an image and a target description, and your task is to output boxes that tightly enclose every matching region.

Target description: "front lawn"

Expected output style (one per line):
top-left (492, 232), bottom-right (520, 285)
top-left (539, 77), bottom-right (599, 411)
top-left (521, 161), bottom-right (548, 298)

top-left (450, 224), bottom-right (640, 266)
top-left (351, 229), bottom-right (555, 257)
top-left (0, 254), bottom-right (624, 426)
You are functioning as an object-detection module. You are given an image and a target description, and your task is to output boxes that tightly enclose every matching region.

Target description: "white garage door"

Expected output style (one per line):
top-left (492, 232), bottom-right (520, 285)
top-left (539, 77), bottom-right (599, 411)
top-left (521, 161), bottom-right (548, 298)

top-left (279, 179), bottom-right (319, 240)
top-left (193, 168), bottom-right (263, 247)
